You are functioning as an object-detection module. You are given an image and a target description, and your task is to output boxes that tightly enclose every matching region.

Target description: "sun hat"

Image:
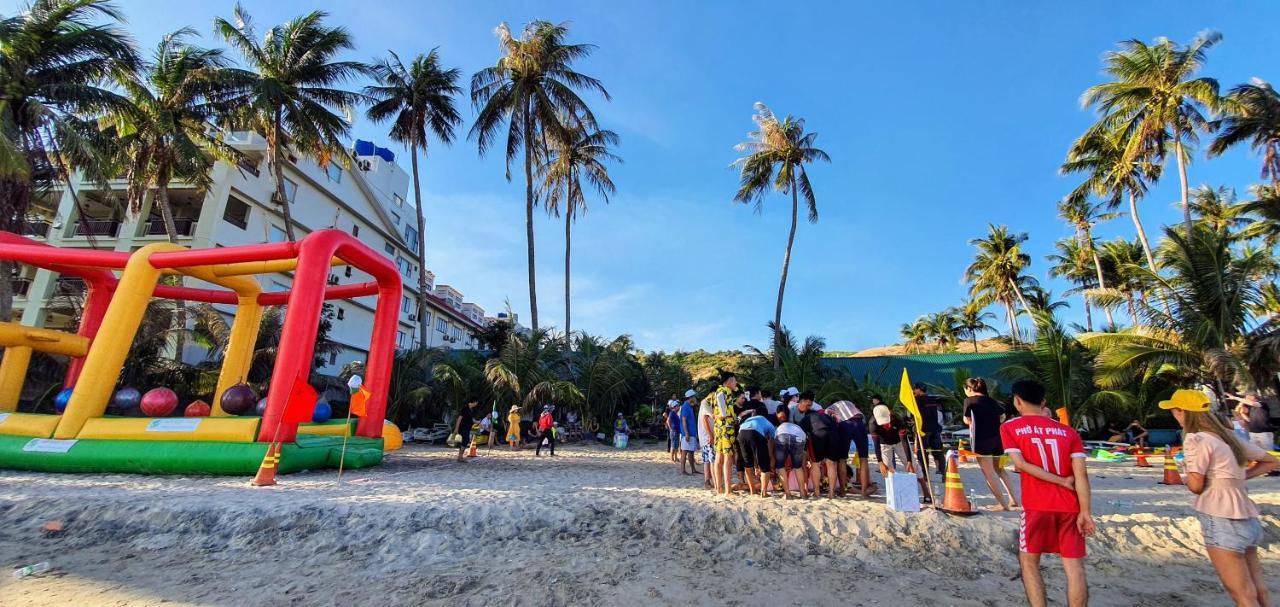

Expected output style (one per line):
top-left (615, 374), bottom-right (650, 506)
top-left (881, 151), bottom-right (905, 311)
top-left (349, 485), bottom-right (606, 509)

top-left (684, 389), bottom-right (697, 398)
top-left (786, 386), bottom-right (799, 396)
top-left (873, 404), bottom-right (892, 425)
top-left (1158, 389), bottom-right (1212, 413)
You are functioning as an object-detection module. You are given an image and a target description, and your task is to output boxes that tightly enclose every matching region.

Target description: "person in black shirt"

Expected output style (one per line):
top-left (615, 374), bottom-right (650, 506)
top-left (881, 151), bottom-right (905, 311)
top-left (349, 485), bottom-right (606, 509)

top-left (454, 398), bottom-right (479, 463)
top-left (913, 383), bottom-right (946, 476)
top-left (796, 391), bottom-right (841, 498)
top-left (962, 377), bottom-right (1018, 511)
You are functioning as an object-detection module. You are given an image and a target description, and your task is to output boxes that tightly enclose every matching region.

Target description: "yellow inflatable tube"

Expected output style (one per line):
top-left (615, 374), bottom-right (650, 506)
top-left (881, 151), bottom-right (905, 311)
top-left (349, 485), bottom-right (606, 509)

top-left (0, 412), bottom-right (60, 438)
top-left (77, 417), bottom-right (261, 442)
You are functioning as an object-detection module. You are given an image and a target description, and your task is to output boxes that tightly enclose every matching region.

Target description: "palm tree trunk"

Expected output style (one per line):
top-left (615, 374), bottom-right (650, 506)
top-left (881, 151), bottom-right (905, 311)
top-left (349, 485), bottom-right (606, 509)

top-left (971, 333), bottom-right (978, 353)
top-left (1004, 299), bottom-right (1021, 344)
top-left (1126, 291), bottom-right (1137, 324)
top-left (1175, 134), bottom-right (1192, 233)
top-left (1010, 278), bottom-right (1033, 318)
top-left (1085, 226), bottom-right (1116, 327)
top-left (773, 177), bottom-right (799, 370)
top-left (410, 145), bottom-right (430, 348)
top-left (268, 111), bottom-right (297, 242)
top-left (157, 181), bottom-right (187, 362)
top-left (156, 183), bottom-right (179, 245)
top-left (1083, 296), bottom-right (1093, 332)
top-left (523, 109), bottom-right (539, 333)
top-left (1128, 190), bottom-right (1173, 319)
top-left (564, 173), bottom-right (573, 339)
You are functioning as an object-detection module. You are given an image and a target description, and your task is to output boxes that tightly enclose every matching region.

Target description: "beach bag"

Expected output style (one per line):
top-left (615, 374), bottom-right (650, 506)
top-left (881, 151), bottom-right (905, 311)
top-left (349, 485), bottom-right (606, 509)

top-left (613, 432), bottom-right (629, 449)
top-left (885, 472), bottom-right (920, 513)
top-left (446, 433), bottom-right (461, 448)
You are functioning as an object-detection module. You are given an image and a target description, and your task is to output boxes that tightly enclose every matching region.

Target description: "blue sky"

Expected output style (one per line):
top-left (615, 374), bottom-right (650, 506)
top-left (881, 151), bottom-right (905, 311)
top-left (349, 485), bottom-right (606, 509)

top-left (39, 1), bottom-right (1280, 352)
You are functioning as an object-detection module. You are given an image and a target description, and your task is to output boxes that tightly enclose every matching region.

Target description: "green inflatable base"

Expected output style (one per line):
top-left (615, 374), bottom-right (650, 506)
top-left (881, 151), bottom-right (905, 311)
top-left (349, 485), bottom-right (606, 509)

top-left (0, 434), bottom-right (383, 475)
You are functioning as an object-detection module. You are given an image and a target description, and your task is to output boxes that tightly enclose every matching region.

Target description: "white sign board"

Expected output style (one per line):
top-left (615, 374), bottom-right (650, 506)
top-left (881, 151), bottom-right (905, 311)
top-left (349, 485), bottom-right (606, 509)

top-left (145, 418), bottom-right (202, 433)
top-left (22, 439), bottom-right (77, 454)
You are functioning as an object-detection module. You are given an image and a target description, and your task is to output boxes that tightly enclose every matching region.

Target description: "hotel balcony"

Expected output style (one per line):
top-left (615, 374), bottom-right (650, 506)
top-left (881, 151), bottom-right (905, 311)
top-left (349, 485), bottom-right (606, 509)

top-left (72, 219), bottom-right (121, 238)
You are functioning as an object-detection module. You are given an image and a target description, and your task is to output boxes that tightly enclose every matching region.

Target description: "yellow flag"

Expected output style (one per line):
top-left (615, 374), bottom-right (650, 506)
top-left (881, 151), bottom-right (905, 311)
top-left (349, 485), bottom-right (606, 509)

top-left (898, 369), bottom-right (923, 430)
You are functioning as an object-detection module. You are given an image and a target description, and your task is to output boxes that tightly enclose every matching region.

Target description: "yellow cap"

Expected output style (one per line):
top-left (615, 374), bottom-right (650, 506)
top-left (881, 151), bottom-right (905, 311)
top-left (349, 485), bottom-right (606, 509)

top-left (1158, 389), bottom-right (1211, 412)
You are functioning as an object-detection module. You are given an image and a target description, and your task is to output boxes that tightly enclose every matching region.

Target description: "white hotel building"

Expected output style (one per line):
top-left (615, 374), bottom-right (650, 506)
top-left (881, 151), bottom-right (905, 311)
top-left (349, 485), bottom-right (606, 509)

top-left (13, 133), bottom-right (490, 374)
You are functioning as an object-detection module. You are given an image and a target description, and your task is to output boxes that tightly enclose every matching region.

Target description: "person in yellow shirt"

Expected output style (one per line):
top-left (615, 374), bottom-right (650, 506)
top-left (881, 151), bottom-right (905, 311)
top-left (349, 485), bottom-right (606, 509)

top-left (506, 405), bottom-right (523, 450)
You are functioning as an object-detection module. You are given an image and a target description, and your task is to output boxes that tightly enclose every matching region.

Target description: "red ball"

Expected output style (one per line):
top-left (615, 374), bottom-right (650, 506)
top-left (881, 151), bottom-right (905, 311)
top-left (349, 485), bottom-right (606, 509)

top-left (184, 400), bottom-right (211, 417)
top-left (140, 388), bottom-right (179, 417)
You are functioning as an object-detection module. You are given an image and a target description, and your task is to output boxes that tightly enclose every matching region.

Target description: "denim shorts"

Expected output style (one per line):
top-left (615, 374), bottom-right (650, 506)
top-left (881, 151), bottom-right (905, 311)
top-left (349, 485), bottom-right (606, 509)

top-left (775, 434), bottom-right (806, 468)
top-left (1197, 513), bottom-right (1263, 553)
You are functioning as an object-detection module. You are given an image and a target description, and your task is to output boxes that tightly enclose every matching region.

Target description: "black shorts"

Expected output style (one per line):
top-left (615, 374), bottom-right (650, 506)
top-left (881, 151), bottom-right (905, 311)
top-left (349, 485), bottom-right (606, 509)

top-left (810, 432), bottom-right (841, 462)
top-left (975, 436), bottom-right (1004, 457)
top-left (458, 430), bottom-right (471, 447)
top-left (737, 429), bottom-right (773, 472)
top-left (839, 419), bottom-right (868, 459)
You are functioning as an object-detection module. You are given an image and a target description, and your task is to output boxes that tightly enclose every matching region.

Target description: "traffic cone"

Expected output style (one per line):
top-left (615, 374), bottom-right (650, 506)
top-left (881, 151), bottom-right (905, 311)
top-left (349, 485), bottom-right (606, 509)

top-left (1158, 451), bottom-right (1183, 485)
top-left (958, 439), bottom-right (972, 463)
top-left (1135, 447), bottom-right (1151, 468)
top-left (940, 450), bottom-right (978, 516)
top-left (250, 442), bottom-right (281, 487)
top-left (467, 438), bottom-right (479, 458)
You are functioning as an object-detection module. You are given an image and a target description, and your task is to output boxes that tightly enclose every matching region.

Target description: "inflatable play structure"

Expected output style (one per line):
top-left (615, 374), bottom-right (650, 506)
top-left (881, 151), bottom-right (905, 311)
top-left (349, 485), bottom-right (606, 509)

top-left (0, 229), bottom-right (402, 474)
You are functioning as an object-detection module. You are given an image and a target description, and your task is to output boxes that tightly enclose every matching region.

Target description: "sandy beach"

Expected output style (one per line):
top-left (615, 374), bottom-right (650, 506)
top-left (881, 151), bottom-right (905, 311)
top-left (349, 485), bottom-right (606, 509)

top-left (1, 441), bottom-right (1276, 606)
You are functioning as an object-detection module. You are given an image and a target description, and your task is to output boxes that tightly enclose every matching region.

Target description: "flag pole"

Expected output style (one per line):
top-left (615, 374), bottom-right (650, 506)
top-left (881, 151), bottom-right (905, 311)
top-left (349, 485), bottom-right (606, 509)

top-left (336, 406), bottom-right (354, 484)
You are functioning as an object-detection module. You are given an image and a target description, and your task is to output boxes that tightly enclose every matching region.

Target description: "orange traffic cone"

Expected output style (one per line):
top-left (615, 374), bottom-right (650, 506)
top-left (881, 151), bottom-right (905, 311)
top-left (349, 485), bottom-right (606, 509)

top-left (250, 442), bottom-right (281, 487)
top-left (467, 439), bottom-right (479, 458)
top-left (1135, 447), bottom-right (1151, 468)
top-left (1158, 451), bottom-right (1183, 485)
top-left (940, 451), bottom-right (978, 516)
top-left (958, 439), bottom-right (972, 463)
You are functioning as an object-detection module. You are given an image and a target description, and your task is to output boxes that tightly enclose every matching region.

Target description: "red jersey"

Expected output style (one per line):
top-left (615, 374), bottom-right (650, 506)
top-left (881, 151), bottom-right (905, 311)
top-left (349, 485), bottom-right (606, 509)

top-left (1000, 415), bottom-right (1086, 513)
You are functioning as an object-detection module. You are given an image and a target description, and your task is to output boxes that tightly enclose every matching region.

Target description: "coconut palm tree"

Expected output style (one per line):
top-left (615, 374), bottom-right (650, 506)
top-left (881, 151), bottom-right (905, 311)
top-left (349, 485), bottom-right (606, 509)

top-left (925, 309), bottom-right (960, 351)
top-left (1057, 196), bottom-right (1119, 326)
top-left (732, 103), bottom-right (830, 367)
top-left (964, 224), bottom-right (1038, 344)
top-left (214, 4), bottom-right (369, 242)
top-left (1210, 78), bottom-right (1280, 185)
top-left (540, 121), bottom-right (620, 337)
top-left (956, 298), bottom-right (997, 352)
top-left (1241, 184), bottom-right (1280, 247)
top-left (1099, 238), bottom-right (1149, 324)
top-left (364, 49), bottom-right (462, 347)
top-left (1081, 32), bottom-right (1222, 232)
top-left (899, 318), bottom-right (928, 353)
top-left (104, 29), bottom-right (241, 243)
top-left (0, 0), bottom-right (138, 318)
top-left (1047, 237), bottom-right (1099, 330)
top-left (470, 20), bottom-right (609, 334)
top-left (1189, 185), bottom-right (1251, 238)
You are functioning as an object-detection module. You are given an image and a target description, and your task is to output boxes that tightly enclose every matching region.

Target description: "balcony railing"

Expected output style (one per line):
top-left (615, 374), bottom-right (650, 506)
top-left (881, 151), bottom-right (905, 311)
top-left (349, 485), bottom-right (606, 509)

top-left (73, 219), bottom-right (120, 237)
top-left (11, 278), bottom-right (31, 297)
top-left (21, 221), bottom-right (50, 238)
top-left (55, 277), bottom-right (85, 295)
top-left (236, 157), bottom-right (260, 177)
top-left (144, 218), bottom-right (197, 237)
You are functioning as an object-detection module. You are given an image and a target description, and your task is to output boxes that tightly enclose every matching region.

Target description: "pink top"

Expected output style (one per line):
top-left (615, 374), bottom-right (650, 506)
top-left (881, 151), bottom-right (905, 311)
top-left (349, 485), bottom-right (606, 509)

top-left (1182, 432), bottom-right (1268, 519)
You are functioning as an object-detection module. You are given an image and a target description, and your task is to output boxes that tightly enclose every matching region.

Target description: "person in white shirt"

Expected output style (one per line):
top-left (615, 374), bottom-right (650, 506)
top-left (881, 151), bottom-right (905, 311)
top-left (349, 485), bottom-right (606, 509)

top-left (762, 389), bottom-right (782, 416)
top-left (698, 389), bottom-right (716, 490)
top-left (774, 406), bottom-right (810, 499)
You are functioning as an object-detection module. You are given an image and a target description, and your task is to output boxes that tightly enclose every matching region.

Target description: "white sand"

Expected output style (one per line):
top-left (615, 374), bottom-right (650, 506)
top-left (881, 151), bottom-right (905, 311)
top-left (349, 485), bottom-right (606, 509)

top-left (1, 442), bottom-right (1276, 606)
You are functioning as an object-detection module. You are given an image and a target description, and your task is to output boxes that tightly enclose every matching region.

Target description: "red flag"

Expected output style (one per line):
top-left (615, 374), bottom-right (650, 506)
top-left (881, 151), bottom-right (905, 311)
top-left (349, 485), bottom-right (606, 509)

top-left (282, 373), bottom-right (318, 423)
top-left (349, 386), bottom-right (371, 417)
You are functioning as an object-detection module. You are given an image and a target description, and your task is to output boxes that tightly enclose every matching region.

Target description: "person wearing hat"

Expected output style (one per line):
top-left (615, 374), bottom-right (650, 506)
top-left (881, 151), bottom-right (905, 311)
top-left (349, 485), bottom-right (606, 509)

top-left (664, 395), bottom-right (682, 463)
top-left (536, 405), bottom-right (557, 457)
top-left (1164, 388), bottom-right (1278, 607)
top-left (678, 389), bottom-right (701, 475)
top-left (506, 405), bottom-right (523, 450)
top-left (1225, 391), bottom-right (1274, 452)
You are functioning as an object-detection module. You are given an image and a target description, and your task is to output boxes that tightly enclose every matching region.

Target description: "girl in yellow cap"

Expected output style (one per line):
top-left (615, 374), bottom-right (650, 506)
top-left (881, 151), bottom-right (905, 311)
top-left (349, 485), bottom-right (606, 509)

top-left (1162, 388), bottom-right (1279, 606)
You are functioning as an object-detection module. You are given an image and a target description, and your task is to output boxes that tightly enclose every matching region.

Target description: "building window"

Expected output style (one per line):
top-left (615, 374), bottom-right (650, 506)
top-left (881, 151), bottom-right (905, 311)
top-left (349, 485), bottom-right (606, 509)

top-left (393, 193), bottom-right (404, 207)
top-left (390, 210), bottom-right (400, 225)
top-left (436, 318), bottom-right (447, 333)
top-left (344, 266), bottom-right (352, 278)
top-left (351, 224), bottom-right (360, 237)
top-left (384, 242), bottom-right (394, 255)
top-left (402, 295), bottom-right (411, 314)
top-left (396, 256), bottom-right (411, 277)
top-left (269, 224), bottom-right (287, 243)
top-left (326, 164), bottom-right (343, 183)
top-left (405, 226), bottom-right (419, 254)
top-left (329, 352), bottom-right (337, 365)
top-left (396, 330), bottom-right (407, 349)
top-left (336, 307), bottom-right (345, 320)
top-left (283, 178), bottom-right (298, 203)
top-left (223, 195), bottom-right (250, 229)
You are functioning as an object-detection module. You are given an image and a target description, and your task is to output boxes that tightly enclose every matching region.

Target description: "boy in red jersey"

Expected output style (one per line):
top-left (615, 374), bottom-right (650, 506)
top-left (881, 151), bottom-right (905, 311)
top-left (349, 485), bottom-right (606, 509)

top-left (1000, 380), bottom-right (1096, 607)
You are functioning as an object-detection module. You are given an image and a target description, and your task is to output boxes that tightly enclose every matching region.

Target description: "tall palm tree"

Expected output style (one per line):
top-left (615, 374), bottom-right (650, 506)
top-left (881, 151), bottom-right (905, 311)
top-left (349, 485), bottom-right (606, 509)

top-left (1058, 196), bottom-right (1119, 327)
top-left (732, 103), bottom-right (830, 367)
top-left (899, 318), bottom-right (928, 353)
top-left (1209, 78), bottom-right (1280, 185)
top-left (925, 309), bottom-right (960, 351)
top-left (214, 4), bottom-right (368, 242)
top-left (1189, 185), bottom-right (1251, 238)
top-left (540, 121), bottom-right (619, 337)
top-left (964, 224), bottom-right (1038, 344)
top-left (1047, 237), bottom-right (1099, 330)
top-left (1100, 237), bottom-right (1150, 324)
top-left (1081, 32), bottom-right (1222, 232)
top-left (1241, 184), bottom-right (1280, 247)
top-left (105, 29), bottom-right (240, 243)
top-left (470, 20), bottom-right (609, 334)
top-left (956, 298), bottom-right (997, 352)
top-left (0, 0), bottom-right (138, 318)
top-left (364, 49), bottom-right (462, 347)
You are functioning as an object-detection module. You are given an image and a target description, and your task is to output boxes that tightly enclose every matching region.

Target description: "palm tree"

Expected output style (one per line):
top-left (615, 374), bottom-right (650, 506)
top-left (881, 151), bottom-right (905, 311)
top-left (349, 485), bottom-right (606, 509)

top-left (0, 0), bottom-right (138, 318)
top-left (1058, 196), bottom-right (1119, 327)
top-left (1099, 238), bottom-right (1149, 324)
top-left (1241, 184), bottom-right (1280, 247)
top-left (1209, 78), bottom-right (1280, 185)
top-left (956, 298), bottom-right (997, 352)
top-left (925, 309), bottom-right (960, 351)
top-left (105, 29), bottom-right (240, 243)
top-left (214, 4), bottom-right (369, 242)
top-left (540, 121), bottom-right (620, 337)
top-left (1081, 32), bottom-right (1222, 231)
top-left (964, 224), bottom-right (1038, 344)
top-left (899, 318), bottom-right (928, 353)
top-left (470, 20), bottom-right (609, 333)
top-left (364, 49), bottom-right (462, 347)
top-left (1047, 237), bottom-right (1099, 330)
top-left (1189, 185), bottom-right (1251, 238)
top-left (732, 103), bottom-right (830, 367)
